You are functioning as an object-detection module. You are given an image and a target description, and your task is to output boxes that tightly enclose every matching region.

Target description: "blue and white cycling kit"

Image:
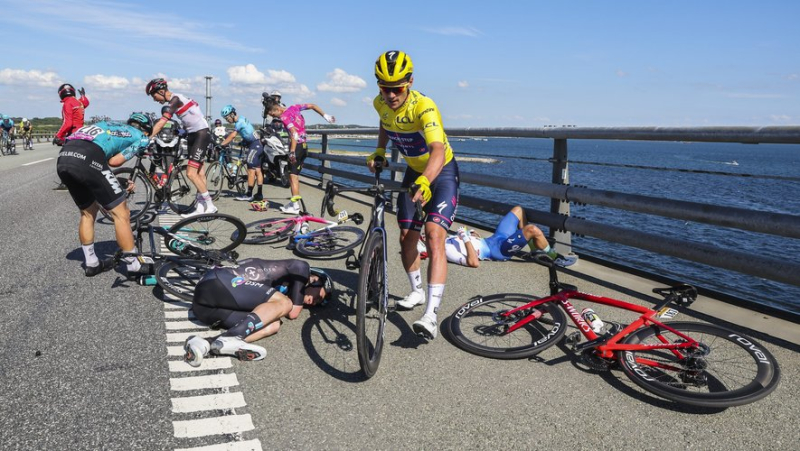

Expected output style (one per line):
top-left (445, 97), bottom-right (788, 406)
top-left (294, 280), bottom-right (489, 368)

top-left (235, 116), bottom-right (265, 169)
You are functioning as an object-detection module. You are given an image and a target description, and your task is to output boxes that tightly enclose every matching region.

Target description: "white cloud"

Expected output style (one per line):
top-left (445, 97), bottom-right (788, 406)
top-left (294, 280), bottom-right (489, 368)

top-left (616, 70), bottom-right (628, 77)
top-left (330, 97), bottom-right (347, 107)
top-left (457, 80), bottom-right (469, 88)
top-left (0, 68), bottom-right (60, 87)
top-left (227, 64), bottom-right (296, 85)
top-left (317, 69), bottom-right (367, 93)
top-left (84, 74), bottom-right (130, 90)
top-left (362, 96), bottom-right (374, 104)
top-left (421, 26), bottom-right (482, 37)
top-left (769, 114), bottom-right (792, 123)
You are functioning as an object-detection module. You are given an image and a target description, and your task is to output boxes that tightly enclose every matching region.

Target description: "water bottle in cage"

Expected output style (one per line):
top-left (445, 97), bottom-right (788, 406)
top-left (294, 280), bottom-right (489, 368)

top-left (581, 308), bottom-right (604, 333)
top-left (300, 222), bottom-right (309, 235)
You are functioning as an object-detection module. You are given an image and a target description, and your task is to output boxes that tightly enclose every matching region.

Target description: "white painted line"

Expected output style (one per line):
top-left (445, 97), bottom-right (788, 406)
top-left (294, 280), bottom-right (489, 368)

top-left (168, 357), bottom-right (232, 373)
top-left (165, 310), bottom-right (196, 320)
top-left (164, 299), bottom-right (193, 310)
top-left (167, 330), bottom-right (218, 343)
top-left (173, 414), bottom-right (255, 438)
top-left (174, 439), bottom-right (263, 451)
top-left (171, 392), bottom-right (247, 413)
top-left (167, 346), bottom-right (185, 356)
top-left (22, 158), bottom-right (54, 166)
top-left (164, 320), bottom-right (209, 331)
top-left (170, 373), bottom-right (239, 391)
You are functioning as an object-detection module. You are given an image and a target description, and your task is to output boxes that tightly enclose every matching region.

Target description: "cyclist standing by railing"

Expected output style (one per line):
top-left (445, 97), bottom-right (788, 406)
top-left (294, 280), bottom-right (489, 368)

top-left (265, 99), bottom-right (336, 214)
top-left (218, 104), bottom-right (266, 202)
top-left (56, 113), bottom-right (155, 277)
top-left (146, 78), bottom-right (217, 217)
top-left (366, 50), bottom-right (460, 340)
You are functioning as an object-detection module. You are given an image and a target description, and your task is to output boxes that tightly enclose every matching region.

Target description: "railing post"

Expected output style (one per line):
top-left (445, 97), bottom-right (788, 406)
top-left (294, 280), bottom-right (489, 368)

top-left (321, 133), bottom-right (331, 188)
top-left (550, 139), bottom-right (572, 254)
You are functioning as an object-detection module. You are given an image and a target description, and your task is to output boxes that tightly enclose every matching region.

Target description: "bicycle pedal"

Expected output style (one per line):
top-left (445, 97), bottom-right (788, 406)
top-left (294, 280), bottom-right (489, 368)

top-left (565, 331), bottom-right (581, 350)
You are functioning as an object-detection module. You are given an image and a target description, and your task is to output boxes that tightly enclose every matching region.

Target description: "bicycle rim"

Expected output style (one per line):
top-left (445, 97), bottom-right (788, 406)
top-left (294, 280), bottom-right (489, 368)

top-left (618, 321), bottom-right (781, 407)
top-left (167, 213), bottom-right (246, 252)
top-left (356, 232), bottom-right (387, 379)
top-left (243, 218), bottom-right (295, 244)
top-left (295, 226), bottom-right (365, 257)
top-left (167, 164), bottom-right (197, 214)
top-left (204, 162), bottom-right (223, 200)
top-left (448, 294), bottom-right (567, 359)
top-left (109, 167), bottom-right (152, 222)
top-left (156, 259), bottom-right (210, 302)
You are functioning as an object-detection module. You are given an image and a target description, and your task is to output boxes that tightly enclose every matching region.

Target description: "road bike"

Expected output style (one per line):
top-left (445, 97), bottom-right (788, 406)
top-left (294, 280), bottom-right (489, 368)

top-left (447, 253), bottom-right (781, 408)
top-left (322, 157), bottom-right (422, 378)
top-left (107, 149), bottom-right (196, 221)
top-left (1, 131), bottom-right (16, 156)
top-left (22, 132), bottom-right (34, 151)
top-left (242, 196), bottom-right (366, 258)
top-left (119, 211), bottom-right (245, 301)
top-left (204, 144), bottom-right (248, 200)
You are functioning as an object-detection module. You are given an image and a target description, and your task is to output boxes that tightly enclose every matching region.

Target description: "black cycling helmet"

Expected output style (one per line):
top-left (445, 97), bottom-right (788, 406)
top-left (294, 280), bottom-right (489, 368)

top-left (127, 112), bottom-right (154, 135)
top-left (305, 268), bottom-right (334, 305)
top-left (146, 78), bottom-right (168, 96)
top-left (58, 83), bottom-right (76, 99)
top-left (161, 105), bottom-right (171, 116)
top-left (215, 119), bottom-right (222, 126)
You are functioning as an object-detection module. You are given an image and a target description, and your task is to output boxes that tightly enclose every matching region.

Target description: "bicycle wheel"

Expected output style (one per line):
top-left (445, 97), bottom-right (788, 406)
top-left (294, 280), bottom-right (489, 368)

top-left (356, 231), bottom-right (388, 379)
top-left (156, 259), bottom-right (211, 302)
top-left (618, 321), bottom-right (780, 408)
top-left (243, 218), bottom-right (295, 244)
top-left (168, 213), bottom-right (246, 253)
top-left (204, 161), bottom-right (224, 200)
top-left (166, 163), bottom-right (197, 214)
top-left (448, 293), bottom-right (567, 359)
top-left (295, 226), bottom-right (365, 257)
top-left (107, 167), bottom-right (152, 222)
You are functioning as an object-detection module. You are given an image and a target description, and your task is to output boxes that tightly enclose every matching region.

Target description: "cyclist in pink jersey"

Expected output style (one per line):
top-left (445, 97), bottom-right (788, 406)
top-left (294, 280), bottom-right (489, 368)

top-left (265, 100), bottom-right (335, 214)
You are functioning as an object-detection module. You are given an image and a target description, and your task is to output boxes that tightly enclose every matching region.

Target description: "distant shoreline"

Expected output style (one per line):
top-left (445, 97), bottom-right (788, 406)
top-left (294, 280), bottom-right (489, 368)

top-left (308, 147), bottom-right (500, 164)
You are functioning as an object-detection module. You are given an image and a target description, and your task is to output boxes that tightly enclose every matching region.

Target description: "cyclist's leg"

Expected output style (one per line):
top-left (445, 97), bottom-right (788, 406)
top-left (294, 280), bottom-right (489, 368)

top-left (184, 129), bottom-right (215, 213)
top-left (397, 167), bottom-right (425, 308)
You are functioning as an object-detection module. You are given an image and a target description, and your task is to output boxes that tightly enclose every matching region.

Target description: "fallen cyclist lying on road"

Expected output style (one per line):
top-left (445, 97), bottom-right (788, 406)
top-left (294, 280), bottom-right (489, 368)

top-left (184, 258), bottom-right (332, 366)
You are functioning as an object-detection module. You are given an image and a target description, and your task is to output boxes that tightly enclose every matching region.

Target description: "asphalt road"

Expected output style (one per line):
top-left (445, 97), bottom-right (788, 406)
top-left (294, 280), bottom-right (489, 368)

top-left (1, 142), bottom-right (798, 450)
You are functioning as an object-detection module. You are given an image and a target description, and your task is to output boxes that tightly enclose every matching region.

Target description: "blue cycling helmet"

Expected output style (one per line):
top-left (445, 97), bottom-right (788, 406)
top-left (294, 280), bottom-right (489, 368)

top-left (221, 105), bottom-right (236, 117)
top-left (127, 112), bottom-right (154, 135)
top-left (1, 114), bottom-right (8, 120)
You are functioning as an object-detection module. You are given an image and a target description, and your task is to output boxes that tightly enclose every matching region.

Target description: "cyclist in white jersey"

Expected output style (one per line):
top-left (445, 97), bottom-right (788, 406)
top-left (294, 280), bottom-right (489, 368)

top-left (146, 78), bottom-right (216, 217)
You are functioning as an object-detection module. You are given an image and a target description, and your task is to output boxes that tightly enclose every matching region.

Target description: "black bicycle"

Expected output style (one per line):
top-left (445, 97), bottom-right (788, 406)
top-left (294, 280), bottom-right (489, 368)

top-left (322, 157), bottom-right (422, 378)
top-left (204, 144), bottom-right (248, 200)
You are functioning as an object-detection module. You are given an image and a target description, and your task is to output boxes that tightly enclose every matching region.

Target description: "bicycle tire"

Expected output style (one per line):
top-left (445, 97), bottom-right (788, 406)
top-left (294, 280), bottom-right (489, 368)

top-left (448, 293), bottom-right (567, 360)
top-left (243, 218), bottom-right (295, 244)
top-left (156, 259), bottom-right (211, 302)
top-left (356, 231), bottom-right (388, 379)
top-left (168, 213), bottom-right (246, 253)
top-left (204, 161), bottom-right (224, 200)
top-left (617, 321), bottom-right (780, 408)
top-left (295, 225), bottom-right (365, 257)
top-left (107, 167), bottom-right (152, 222)
top-left (166, 163), bottom-right (197, 214)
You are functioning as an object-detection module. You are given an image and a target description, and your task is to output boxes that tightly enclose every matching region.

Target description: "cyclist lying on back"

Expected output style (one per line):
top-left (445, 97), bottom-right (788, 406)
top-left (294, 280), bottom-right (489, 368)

top-left (441, 206), bottom-right (577, 268)
top-left (183, 258), bottom-right (333, 366)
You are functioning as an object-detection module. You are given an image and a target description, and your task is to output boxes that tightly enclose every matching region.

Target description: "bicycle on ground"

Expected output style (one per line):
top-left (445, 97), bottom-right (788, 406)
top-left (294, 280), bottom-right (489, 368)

top-left (447, 253), bottom-right (781, 408)
top-left (322, 157), bottom-right (423, 378)
top-left (243, 196), bottom-right (366, 258)
top-left (204, 144), bottom-right (248, 200)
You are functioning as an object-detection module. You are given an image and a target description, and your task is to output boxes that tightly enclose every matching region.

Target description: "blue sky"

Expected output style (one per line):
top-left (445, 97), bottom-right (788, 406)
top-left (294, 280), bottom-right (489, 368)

top-left (1, 0), bottom-right (798, 127)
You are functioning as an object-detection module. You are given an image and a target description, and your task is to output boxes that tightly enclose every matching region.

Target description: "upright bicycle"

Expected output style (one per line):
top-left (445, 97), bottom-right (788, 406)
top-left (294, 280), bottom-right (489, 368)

top-left (447, 254), bottom-right (781, 408)
top-left (322, 157), bottom-right (422, 378)
top-left (1, 131), bottom-right (16, 156)
top-left (243, 196), bottom-right (365, 258)
top-left (204, 144), bottom-right (248, 200)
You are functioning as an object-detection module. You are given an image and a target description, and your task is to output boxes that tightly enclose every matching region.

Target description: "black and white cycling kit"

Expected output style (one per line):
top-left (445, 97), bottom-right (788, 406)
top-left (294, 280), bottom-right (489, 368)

top-left (161, 92), bottom-right (210, 168)
top-left (192, 258), bottom-right (311, 328)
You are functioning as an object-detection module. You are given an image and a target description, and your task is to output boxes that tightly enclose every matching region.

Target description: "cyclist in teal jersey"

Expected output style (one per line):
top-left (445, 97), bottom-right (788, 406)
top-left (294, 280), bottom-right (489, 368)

top-left (56, 113), bottom-right (154, 277)
top-left (219, 105), bottom-right (266, 201)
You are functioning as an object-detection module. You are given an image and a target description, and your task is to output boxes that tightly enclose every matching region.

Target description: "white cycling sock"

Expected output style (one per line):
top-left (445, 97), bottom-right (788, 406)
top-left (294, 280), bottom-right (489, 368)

top-left (407, 269), bottom-right (423, 293)
top-left (424, 284), bottom-right (445, 318)
top-left (123, 247), bottom-right (141, 272)
top-left (82, 243), bottom-right (99, 267)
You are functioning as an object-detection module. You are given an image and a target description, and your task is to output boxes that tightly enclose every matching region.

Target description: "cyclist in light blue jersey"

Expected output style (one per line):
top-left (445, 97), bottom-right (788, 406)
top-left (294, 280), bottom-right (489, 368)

top-left (219, 104), bottom-right (267, 202)
top-left (57, 113), bottom-right (154, 278)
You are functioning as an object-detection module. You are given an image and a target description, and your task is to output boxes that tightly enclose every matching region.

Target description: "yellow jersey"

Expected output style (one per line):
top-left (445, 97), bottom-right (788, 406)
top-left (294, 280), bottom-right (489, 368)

top-left (373, 90), bottom-right (454, 173)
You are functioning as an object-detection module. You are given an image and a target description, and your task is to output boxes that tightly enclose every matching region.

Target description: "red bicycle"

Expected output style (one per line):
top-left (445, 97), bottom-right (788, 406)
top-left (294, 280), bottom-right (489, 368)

top-left (448, 255), bottom-right (781, 408)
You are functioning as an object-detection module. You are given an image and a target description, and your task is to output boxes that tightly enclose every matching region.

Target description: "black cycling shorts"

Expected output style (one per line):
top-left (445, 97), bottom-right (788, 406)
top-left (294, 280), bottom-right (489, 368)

top-left (56, 140), bottom-right (126, 211)
top-left (192, 271), bottom-right (277, 328)
top-left (287, 142), bottom-right (308, 175)
top-left (186, 128), bottom-right (211, 169)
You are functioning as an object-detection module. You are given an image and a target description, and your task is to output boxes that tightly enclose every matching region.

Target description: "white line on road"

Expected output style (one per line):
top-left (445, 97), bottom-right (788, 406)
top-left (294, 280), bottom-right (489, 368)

top-left (171, 392), bottom-right (247, 413)
top-left (167, 330), bottom-right (218, 342)
top-left (174, 439), bottom-right (262, 451)
top-left (167, 346), bottom-right (185, 356)
top-left (170, 373), bottom-right (240, 391)
top-left (173, 414), bottom-right (255, 438)
top-left (166, 310), bottom-right (196, 319)
top-left (164, 320), bottom-right (209, 330)
top-left (168, 357), bottom-right (232, 373)
top-left (22, 158), bottom-right (54, 166)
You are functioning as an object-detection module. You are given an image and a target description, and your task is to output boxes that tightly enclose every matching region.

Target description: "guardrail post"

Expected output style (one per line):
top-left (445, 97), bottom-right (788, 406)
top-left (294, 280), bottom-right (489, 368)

top-left (321, 133), bottom-right (331, 188)
top-left (550, 139), bottom-right (573, 254)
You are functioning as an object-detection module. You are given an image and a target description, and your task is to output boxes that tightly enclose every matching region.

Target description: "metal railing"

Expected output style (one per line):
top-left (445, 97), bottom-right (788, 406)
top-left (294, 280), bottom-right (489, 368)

top-left (303, 126), bottom-right (800, 293)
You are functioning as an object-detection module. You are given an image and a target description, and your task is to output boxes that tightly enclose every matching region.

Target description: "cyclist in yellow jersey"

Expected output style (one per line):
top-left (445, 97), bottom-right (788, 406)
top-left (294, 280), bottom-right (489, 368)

top-left (366, 50), bottom-right (460, 340)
